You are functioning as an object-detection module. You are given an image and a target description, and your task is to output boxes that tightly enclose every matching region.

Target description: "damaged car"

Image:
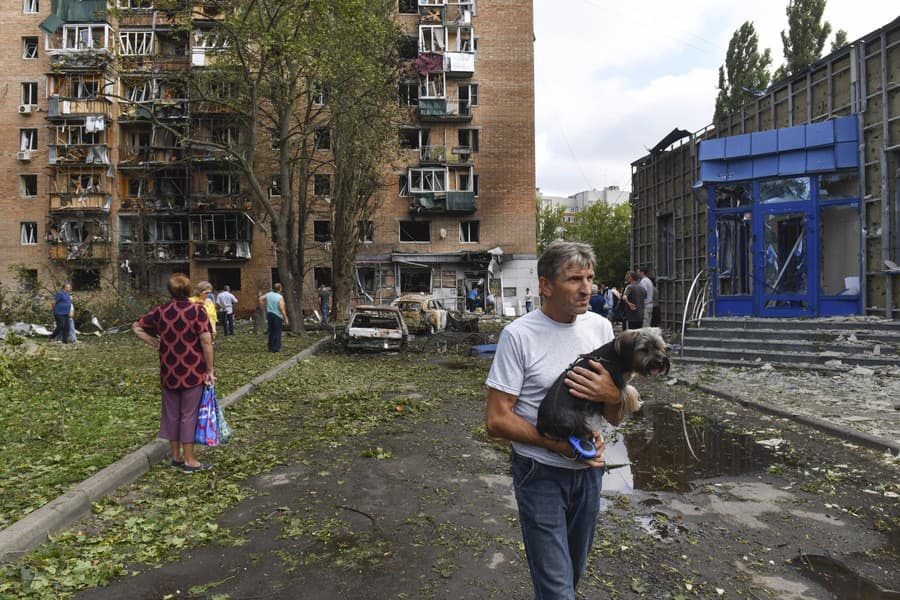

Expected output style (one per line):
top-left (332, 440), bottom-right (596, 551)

top-left (392, 294), bottom-right (448, 334)
top-left (344, 305), bottom-right (409, 351)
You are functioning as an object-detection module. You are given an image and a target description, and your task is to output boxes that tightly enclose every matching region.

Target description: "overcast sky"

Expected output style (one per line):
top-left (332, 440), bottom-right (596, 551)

top-left (533, 1), bottom-right (899, 196)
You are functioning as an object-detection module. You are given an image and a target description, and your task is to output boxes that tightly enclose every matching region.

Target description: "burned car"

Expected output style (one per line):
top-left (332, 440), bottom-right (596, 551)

top-left (344, 305), bottom-right (408, 351)
top-left (391, 294), bottom-right (448, 334)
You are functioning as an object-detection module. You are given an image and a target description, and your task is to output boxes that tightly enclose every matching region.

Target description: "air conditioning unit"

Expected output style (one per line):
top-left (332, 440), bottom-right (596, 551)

top-left (16, 151), bottom-right (33, 161)
top-left (18, 104), bottom-right (33, 114)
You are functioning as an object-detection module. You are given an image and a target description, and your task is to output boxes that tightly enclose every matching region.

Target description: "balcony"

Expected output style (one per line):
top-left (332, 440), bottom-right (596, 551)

top-left (192, 240), bottom-right (251, 262)
top-left (409, 191), bottom-right (476, 215)
top-left (48, 240), bottom-right (111, 262)
top-left (417, 98), bottom-right (472, 122)
top-left (50, 192), bottom-right (111, 212)
top-left (419, 145), bottom-right (472, 165)
top-left (119, 52), bottom-right (191, 72)
top-left (48, 144), bottom-right (110, 166)
top-left (46, 24), bottom-right (114, 58)
top-left (189, 194), bottom-right (251, 211)
top-left (444, 51), bottom-right (474, 77)
top-left (47, 96), bottom-right (112, 119)
top-left (119, 241), bottom-right (190, 263)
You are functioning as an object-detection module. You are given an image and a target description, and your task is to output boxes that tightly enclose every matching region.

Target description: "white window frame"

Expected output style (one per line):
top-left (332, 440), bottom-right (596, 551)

top-left (61, 24), bottom-right (110, 51)
top-left (419, 25), bottom-right (446, 54)
top-left (21, 82), bottom-right (39, 105)
top-left (20, 129), bottom-right (38, 151)
top-left (121, 78), bottom-right (156, 103)
top-left (23, 0), bottom-right (38, 14)
top-left (459, 220), bottom-right (479, 243)
top-left (408, 168), bottom-right (447, 193)
top-left (20, 222), bottom-right (38, 245)
top-left (22, 37), bottom-right (39, 59)
top-left (118, 31), bottom-right (155, 56)
top-left (116, 0), bottom-right (153, 8)
top-left (419, 72), bottom-right (445, 99)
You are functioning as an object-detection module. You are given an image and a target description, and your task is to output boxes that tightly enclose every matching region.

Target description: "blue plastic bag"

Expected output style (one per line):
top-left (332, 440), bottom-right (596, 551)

top-left (194, 385), bottom-right (219, 446)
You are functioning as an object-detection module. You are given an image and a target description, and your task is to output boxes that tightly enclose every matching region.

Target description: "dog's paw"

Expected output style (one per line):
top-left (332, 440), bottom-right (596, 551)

top-left (623, 385), bottom-right (642, 413)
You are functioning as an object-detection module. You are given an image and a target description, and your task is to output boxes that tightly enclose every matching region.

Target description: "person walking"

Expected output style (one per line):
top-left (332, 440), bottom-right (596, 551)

top-left (637, 267), bottom-right (654, 328)
top-left (49, 283), bottom-right (73, 344)
top-left (216, 285), bottom-right (238, 336)
top-left (260, 283), bottom-right (288, 352)
top-left (132, 273), bottom-right (215, 473)
top-left (622, 271), bottom-right (646, 331)
top-left (485, 240), bottom-right (622, 599)
top-left (524, 287), bottom-right (533, 313)
top-left (317, 283), bottom-right (331, 326)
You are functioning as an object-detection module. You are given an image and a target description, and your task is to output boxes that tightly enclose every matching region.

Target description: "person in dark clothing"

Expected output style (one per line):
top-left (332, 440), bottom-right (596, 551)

top-left (622, 271), bottom-right (646, 331)
top-left (50, 283), bottom-right (73, 344)
top-left (588, 284), bottom-right (606, 315)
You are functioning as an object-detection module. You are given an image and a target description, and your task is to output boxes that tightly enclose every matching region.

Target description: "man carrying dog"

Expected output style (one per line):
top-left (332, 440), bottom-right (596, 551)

top-left (485, 239), bottom-right (622, 599)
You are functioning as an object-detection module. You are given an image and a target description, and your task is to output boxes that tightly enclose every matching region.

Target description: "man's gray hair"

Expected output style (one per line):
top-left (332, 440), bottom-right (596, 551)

top-left (538, 240), bottom-right (595, 281)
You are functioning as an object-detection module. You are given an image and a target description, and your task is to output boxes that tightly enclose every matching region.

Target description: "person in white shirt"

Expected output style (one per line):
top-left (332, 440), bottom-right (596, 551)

top-left (486, 240), bottom-right (621, 598)
top-left (216, 285), bottom-right (239, 336)
top-left (637, 267), bottom-right (654, 328)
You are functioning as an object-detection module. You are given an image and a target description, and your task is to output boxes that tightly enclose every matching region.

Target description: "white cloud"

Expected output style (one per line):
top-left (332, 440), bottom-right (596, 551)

top-left (534, 0), bottom-right (899, 196)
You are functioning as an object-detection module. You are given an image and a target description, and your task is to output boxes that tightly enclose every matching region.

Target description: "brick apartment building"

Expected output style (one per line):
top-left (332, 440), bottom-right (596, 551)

top-left (0, 0), bottom-right (537, 318)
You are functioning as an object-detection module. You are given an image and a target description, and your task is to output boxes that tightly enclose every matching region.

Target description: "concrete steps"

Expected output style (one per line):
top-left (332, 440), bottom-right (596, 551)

top-left (679, 317), bottom-right (900, 372)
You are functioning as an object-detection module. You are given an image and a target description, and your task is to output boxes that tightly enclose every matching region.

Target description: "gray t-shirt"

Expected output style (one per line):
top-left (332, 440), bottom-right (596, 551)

top-left (640, 276), bottom-right (654, 308)
top-left (486, 309), bottom-right (614, 469)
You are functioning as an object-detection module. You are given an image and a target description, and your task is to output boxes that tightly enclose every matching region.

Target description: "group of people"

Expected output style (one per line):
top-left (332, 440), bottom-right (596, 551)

top-left (465, 285), bottom-right (496, 314)
top-left (583, 267), bottom-right (659, 330)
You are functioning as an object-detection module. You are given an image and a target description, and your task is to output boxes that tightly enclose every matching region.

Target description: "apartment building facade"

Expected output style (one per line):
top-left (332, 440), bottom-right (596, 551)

top-left (1, 0), bottom-right (537, 318)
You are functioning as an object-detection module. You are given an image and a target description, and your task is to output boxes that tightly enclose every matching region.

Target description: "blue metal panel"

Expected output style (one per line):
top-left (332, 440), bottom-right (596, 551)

top-left (777, 151), bottom-right (806, 176)
top-left (805, 120), bottom-right (834, 147)
top-left (725, 133), bottom-right (752, 158)
top-left (835, 141), bottom-right (858, 168)
top-left (700, 160), bottom-right (728, 182)
top-left (752, 155), bottom-right (779, 178)
top-left (728, 158), bottom-right (753, 180)
top-left (806, 147), bottom-right (836, 172)
top-left (777, 125), bottom-right (806, 151)
top-left (751, 130), bottom-right (778, 155)
top-left (699, 138), bottom-right (726, 161)
top-left (835, 115), bottom-right (858, 142)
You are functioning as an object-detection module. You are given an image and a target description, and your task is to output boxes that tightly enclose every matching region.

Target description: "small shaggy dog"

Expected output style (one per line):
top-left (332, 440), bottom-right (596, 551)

top-left (536, 328), bottom-right (670, 455)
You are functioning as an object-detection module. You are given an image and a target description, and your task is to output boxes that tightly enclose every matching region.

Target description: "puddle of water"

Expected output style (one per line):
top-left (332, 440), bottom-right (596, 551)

top-left (791, 554), bottom-right (900, 600)
top-left (604, 404), bottom-right (776, 492)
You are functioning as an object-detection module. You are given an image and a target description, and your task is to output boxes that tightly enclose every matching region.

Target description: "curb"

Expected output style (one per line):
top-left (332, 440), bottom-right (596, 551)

top-left (676, 379), bottom-right (900, 454)
top-left (0, 336), bottom-right (331, 564)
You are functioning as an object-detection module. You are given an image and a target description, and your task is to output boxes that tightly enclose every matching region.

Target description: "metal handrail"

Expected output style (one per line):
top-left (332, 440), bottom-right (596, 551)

top-left (679, 268), bottom-right (712, 357)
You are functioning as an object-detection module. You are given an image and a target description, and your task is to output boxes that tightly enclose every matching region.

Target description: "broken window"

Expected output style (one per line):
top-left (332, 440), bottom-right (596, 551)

top-left (314, 128), bottom-right (331, 151)
top-left (399, 174), bottom-right (409, 197)
top-left (759, 177), bottom-right (810, 204)
top-left (399, 127), bottom-right (428, 150)
top-left (119, 31), bottom-right (155, 55)
top-left (714, 184), bottom-right (751, 209)
top-left (409, 168), bottom-right (445, 193)
top-left (818, 172), bottom-right (859, 200)
top-left (269, 174), bottom-right (281, 197)
top-left (459, 220), bottom-right (479, 243)
top-left (419, 72), bottom-right (445, 99)
top-left (61, 25), bottom-right (108, 51)
top-left (399, 81), bottom-right (419, 106)
top-left (458, 83), bottom-right (477, 113)
top-left (820, 203), bottom-right (860, 295)
top-left (20, 222), bottom-right (38, 245)
top-left (20, 129), bottom-right (38, 151)
top-left (117, 0), bottom-right (153, 8)
top-left (314, 220), bottom-right (331, 242)
top-left (398, 35), bottom-right (418, 60)
top-left (20, 174), bottom-right (38, 197)
top-left (206, 173), bottom-right (239, 195)
top-left (657, 213), bottom-right (674, 277)
top-left (358, 220), bottom-right (374, 243)
top-left (398, 0), bottom-right (417, 14)
top-left (209, 124), bottom-right (239, 146)
top-left (419, 25), bottom-right (446, 53)
top-left (763, 212), bottom-right (807, 301)
top-left (457, 128), bottom-right (479, 152)
top-left (715, 213), bottom-right (752, 296)
top-left (23, 0), bottom-right (38, 14)
top-left (311, 81), bottom-right (326, 105)
top-left (399, 220), bottom-right (430, 242)
top-left (72, 269), bottom-right (101, 290)
top-left (208, 267), bottom-right (241, 291)
top-left (22, 37), bottom-right (38, 59)
top-left (21, 82), bottom-right (38, 106)
top-left (314, 174), bottom-right (331, 198)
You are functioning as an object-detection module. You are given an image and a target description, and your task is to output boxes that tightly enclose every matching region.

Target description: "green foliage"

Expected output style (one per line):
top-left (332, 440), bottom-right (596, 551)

top-left (536, 199), bottom-right (568, 255)
top-left (568, 201), bottom-right (632, 286)
top-left (776, 0), bottom-right (832, 79)
top-left (714, 22), bottom-right (772, 123)
top-left (831, 29), bottom-right (848, 53)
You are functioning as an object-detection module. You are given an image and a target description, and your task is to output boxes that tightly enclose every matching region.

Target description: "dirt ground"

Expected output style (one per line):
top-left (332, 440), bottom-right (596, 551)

top-left (73, 337), bottom-right (899, 600)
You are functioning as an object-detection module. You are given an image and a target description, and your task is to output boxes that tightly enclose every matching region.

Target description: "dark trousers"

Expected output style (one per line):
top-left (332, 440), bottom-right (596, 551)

top-left (223, 313), bottom-right (235, 336)
top-left (266, 312), bottom-right (283, 352)
top-left (51, 313), bottom-right (70, 343)
top-left (625, 320), bottom-right (642, 331)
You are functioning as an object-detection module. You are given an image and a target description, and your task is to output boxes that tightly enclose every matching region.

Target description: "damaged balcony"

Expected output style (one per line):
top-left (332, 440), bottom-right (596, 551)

top-left (190, 172), bottom-right (250, 210)
top-left (419, 144), bottom-right (473, 166)
top-left (416, 23), bottom-right (474, 78)
top-left (118, 216), bottom-right (190, 263)
top-left (407, 166), bottom-right (476, 215)
top-left (118, 170), bottom-right (189, 212)
top-left (47, 123), bottom-right (110, 167)
top-left (117, 29), bottom-right (190, 72)
top-left (49, 173), bottom-right (112, 212)
top-left (46, 218), bottom-right (111, 263)
top-left (190, 213), bottom-right (252, 262)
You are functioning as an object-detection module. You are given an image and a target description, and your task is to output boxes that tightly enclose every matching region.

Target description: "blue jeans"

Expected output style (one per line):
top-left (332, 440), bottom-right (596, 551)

top-left (511, 451), bottom-right (603, 600)
top-left (266, 312), bottom-right (283, 352)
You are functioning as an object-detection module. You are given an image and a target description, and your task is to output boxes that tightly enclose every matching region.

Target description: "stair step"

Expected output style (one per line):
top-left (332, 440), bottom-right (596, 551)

top-left (683, 326), bottom-right (900, 345)
top-left (673, 355), bottom-right (894, 374)
top-left (695, 317), bottom-right (900, 334)
top-left (680, 346), bottom-right (900, 369)
top-left (682, 335), bottom-right (897, 357)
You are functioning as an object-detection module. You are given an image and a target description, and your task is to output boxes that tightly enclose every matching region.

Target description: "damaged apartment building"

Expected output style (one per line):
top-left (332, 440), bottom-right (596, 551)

top-left (631, 16), bottom-right (900, 327)
top-left (1, 0), bottom-right (537, 316)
